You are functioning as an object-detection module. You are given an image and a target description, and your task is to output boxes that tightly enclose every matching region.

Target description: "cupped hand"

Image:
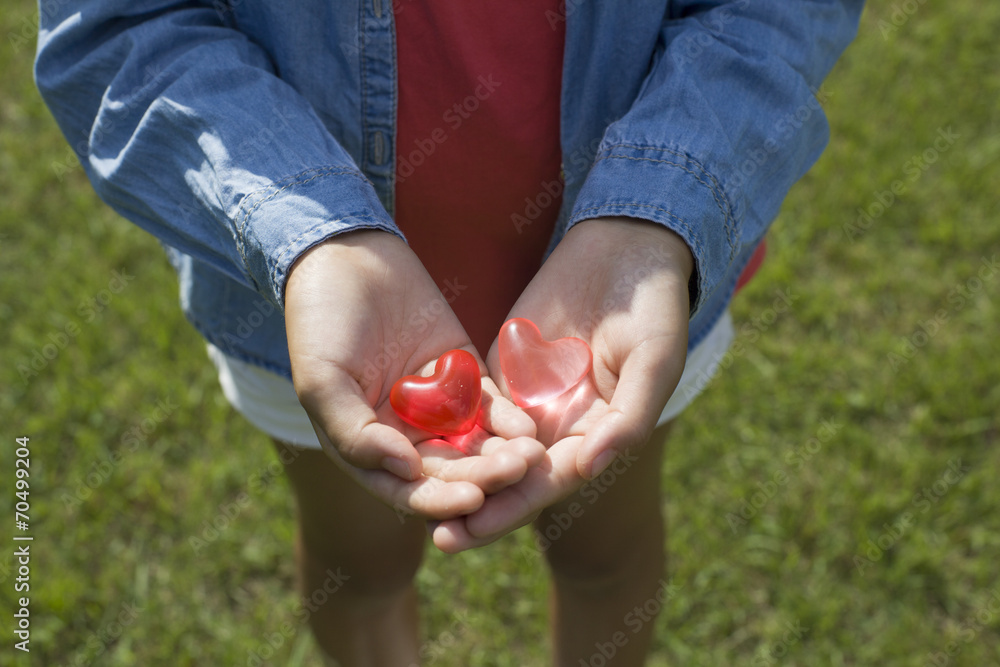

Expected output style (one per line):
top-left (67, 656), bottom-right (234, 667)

top-left (284, 230), bottom-right (541, 520)
top-left (430, 217), bottom-right (694, 551)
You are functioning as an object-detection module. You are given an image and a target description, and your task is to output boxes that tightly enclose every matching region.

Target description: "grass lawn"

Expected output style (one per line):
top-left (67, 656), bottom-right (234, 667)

top-left (2, 0), bottom-right (998, 665)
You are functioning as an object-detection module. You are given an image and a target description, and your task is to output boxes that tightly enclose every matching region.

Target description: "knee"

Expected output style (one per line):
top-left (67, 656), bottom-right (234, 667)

top-left (297, 525), bottom-right (425, 599)
top-left (541, 518), bottom-right (665, 591)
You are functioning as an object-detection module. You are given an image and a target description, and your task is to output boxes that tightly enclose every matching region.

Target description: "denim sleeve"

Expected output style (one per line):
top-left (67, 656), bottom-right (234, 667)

top-left (567, 0), bottom-right (864, 315)
top-left (34, 1), bottom-right (399, 309)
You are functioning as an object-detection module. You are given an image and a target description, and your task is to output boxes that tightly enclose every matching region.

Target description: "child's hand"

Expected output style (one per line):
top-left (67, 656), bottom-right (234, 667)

top-left (284, 230), bottom-right (540, 520)
top-left (428, 217), bottom-right (693, 551)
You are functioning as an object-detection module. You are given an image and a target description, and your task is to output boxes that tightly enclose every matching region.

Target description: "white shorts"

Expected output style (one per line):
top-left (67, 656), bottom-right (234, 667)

top-left (207, 311), bottom-right (735, 449)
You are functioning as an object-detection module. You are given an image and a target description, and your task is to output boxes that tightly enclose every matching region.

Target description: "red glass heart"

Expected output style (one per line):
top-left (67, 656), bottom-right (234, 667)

top-left (498, 318), bottom-right (593, 408)
top-left (390, 349), bottom-right (482, 436)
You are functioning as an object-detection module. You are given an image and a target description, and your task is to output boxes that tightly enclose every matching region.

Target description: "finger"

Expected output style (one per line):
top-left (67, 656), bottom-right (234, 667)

top-left (430, 507), bottom-right (542, 553)
top-left (360, 470), bottom-right (486, 520)
top-left (386, 349), bottom-right (536, 445)
top-left (478, 433), bottom-right (547, 464)
top-left (461, 436), bottom-right (586, 539)
top-left (521, 379), bottom-right (604, 446)
top-left (419, 436), bottom-right (546, 495)
top-left (439, 423), bottom-right (493, 455)
top-left (428, 517), bottom-right (484, 554)
top-left (318, 442), bottom-right (486, 520)
top-left (428, 518), bottom-right (496, 554)
top-left (577, 338), bottom-right (685, 479)
top-left (302, 368), bottom-right (423, 480)
top-left (478, 377), bottom-right (537, 440)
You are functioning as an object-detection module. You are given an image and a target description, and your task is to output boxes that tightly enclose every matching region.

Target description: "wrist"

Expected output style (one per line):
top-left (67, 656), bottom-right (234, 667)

top-left (571, 216), bottom-right (695, 281)
top-left (285, 229), bottom-right (401, 301)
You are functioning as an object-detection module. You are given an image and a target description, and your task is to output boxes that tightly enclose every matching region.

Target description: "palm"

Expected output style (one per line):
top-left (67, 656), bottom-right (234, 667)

top-left (285, 231), bottom-right (542, 519)
top-left (431, 218), bottom-right (693, 551)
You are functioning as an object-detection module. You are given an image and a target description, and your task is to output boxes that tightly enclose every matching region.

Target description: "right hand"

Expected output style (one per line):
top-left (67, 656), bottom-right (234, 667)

top-left (284, 230), bottom-right (543, 520)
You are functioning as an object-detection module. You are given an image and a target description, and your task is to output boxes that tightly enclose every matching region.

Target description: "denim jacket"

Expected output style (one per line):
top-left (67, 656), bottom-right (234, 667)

top-left (35, 0), bottom-right (863, 378)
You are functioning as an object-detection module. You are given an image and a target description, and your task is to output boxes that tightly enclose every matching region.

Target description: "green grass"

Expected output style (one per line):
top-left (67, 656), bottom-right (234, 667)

top-left (2, 1), bottom-right (999, 664)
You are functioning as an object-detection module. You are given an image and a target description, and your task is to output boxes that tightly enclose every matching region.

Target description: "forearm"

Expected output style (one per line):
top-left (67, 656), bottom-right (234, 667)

top-left (567, 0), bottom-right (864, 315)
top-left (35, 1), bottom-right (400, 308)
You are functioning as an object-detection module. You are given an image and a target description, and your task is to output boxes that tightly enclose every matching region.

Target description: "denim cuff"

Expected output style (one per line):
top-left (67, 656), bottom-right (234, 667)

top-left (236, 167), bottom-right (403, 309)
top-left (566, 142), bottom-right (740, 317)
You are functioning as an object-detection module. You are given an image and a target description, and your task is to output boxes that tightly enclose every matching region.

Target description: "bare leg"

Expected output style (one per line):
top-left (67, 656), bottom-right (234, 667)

top-left (272, 439), bottom-right (426, 667)
top-left (538, 421), bottom-right (672, 666)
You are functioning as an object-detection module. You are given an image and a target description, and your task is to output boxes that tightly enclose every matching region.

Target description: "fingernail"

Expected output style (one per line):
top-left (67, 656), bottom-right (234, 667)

top-left (426, 520), bottom-right (441, 537)
top-left (589, 450), bottom-right (618, 480)
top-left (383, 456), bottom-right (413, 480)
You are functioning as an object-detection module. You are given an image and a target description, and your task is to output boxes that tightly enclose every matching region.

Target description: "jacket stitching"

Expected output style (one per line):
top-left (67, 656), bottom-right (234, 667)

top-left (237, 167), bottom-right (361, 233)
top-left (593, 150), bottom-right (737, 258)
top-left (572, 202), bottom-right (704, 258)
top-left (360, 0), bottom-right (370, 174)
top-left (235, 167), bottom-right (366, 296)
top-left (271, 218), bottom-right (396, 298)
top-left (273, 217), bottom-right (389, 269)
top-left (599, 143), bottom-right (732, 216)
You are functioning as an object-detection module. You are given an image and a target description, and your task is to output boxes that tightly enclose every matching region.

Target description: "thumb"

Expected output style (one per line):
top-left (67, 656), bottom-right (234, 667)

top-left (577, 340), bottom-right (685, 479)
top-left (299, 368), bottom-right (423, 481)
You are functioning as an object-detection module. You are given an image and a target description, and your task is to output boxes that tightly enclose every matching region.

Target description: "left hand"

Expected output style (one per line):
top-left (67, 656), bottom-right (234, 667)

top-left (284, 231), bottom-right (542, 522)
top-left (429, 217), bottom-right (695, 552)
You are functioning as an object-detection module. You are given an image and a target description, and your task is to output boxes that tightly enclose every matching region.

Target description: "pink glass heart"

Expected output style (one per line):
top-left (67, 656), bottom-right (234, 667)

top-left (390, 349), bottom-right (482, 436)
top-left (498, 318), bottom-right (593, 408)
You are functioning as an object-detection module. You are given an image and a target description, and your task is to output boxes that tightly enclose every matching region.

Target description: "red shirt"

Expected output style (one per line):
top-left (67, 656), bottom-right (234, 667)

top-left (394, 1), bottom-right (565, 355)
top-left (736, 240), bottom-right (766, 292)
top-left (394, 3), bottom-right (764, 354)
